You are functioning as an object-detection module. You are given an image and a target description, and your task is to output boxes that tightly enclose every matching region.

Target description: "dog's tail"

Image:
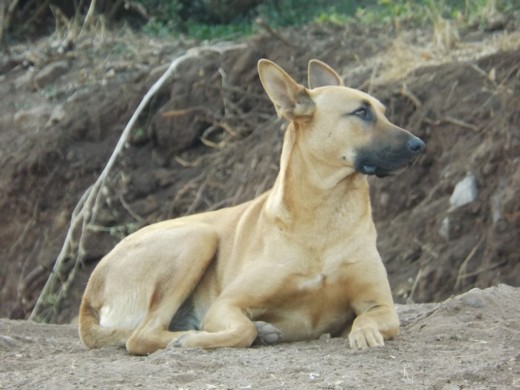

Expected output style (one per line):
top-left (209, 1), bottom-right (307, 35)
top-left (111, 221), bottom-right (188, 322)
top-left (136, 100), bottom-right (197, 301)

top-left (78, 297), bottom-right (131, 349)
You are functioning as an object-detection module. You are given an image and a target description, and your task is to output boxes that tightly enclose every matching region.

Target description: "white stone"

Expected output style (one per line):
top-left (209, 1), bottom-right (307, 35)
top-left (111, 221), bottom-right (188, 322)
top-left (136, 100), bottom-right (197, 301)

top-left (449, 173), bottom-right (478, 210)
top-left (45, 104), bottom-right (66, 127)
top-left (439, 217), bottom-right (450, 240)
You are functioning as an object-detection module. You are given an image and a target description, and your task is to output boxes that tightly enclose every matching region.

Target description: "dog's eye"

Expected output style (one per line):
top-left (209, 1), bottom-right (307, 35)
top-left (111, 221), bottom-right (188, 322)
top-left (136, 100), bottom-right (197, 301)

top-left (346, 105), bottom-right (374, 122)
top-left (354, 107), bottom-right (368, 119)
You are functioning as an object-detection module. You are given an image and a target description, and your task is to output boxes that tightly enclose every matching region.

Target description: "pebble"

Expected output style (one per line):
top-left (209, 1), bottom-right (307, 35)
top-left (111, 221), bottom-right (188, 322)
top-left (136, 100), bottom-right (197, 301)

top-left (449, 173), bottom-right (478, 210)
top-left (34, 60), bottom-right (69, 87)
top-left (439, 217), bottom-right (450, 240)
top-left (46, 104), bottom-right (66, 127)
top-left (460, 288), bottom-right (486, 308)
top-left (442, 384), bottom-right (461, 390)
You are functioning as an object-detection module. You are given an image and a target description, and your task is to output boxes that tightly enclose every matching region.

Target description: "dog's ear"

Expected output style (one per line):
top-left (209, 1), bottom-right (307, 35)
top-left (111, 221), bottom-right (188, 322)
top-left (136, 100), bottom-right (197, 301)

top-left (308, 59), bottom-right (344, 89)
top-left (258, 59), bottom-right (315, 120)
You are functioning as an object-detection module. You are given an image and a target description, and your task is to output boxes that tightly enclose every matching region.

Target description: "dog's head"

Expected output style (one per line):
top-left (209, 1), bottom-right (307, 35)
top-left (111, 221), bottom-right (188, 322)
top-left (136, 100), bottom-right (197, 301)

top-left (258, 59), bottom-right (425, 178)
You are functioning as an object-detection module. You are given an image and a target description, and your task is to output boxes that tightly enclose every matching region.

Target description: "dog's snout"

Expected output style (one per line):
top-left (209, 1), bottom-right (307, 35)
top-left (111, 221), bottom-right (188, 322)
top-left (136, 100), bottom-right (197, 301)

top-left (407, 137), bottom-right (425, 153)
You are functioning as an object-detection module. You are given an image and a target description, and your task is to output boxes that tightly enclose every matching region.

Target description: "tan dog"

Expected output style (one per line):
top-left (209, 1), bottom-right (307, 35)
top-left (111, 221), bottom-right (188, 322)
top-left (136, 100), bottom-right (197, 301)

top-left (79, 59), bottom-right (425, 355)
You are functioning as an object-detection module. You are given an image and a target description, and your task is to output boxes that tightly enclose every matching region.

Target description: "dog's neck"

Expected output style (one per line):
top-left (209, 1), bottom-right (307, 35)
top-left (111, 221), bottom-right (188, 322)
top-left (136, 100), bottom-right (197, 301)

top-left (265, 124), bottom-right (371, 233)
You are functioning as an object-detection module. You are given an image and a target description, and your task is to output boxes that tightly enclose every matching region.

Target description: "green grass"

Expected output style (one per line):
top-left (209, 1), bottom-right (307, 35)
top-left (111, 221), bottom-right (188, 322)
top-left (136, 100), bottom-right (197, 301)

top-left (139, 0), bottom-right (518, 40)
top-left (185, 22), bottom-right (254, 41)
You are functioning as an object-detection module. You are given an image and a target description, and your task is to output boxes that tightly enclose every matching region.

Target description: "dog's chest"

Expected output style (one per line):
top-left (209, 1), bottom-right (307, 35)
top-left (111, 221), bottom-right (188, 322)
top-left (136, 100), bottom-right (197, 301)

top-left (217, 223), bottom-right (367, 340)
top-left (250, 254), bottom-right (354, 340)
top-left (253, 233), bottom-right (356, 299)
top-left (256, 269), bottom-right (353, 341)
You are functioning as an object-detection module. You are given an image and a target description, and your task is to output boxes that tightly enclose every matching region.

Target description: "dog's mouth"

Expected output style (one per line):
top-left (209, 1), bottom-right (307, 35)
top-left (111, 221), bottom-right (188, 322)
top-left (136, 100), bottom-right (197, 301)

top-left (359, 163), bottom-right (408, 178)
top-left (355, 136), bottom-right (425, 178)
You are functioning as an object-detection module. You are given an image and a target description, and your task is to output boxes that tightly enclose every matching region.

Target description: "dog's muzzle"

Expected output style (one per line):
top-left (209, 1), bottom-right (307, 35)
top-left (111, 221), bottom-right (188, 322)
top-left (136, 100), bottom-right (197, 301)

top-left (355, 136), bottom-right (425, 177)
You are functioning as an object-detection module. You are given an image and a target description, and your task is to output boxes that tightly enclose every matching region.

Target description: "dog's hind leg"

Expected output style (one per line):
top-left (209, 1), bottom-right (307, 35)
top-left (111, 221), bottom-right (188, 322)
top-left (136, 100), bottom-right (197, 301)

top-left (79, 222), bottom-right (219, 355)
top-left (170, 299), bottom-right (259, 349)
top-left (123, 223), bottom-right (219, 355)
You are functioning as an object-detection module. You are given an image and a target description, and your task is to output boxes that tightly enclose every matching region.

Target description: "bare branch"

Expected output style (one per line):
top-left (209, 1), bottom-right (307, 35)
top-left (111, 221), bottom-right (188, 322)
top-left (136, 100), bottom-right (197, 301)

top-left (29, 42), bottom-right (248, 322)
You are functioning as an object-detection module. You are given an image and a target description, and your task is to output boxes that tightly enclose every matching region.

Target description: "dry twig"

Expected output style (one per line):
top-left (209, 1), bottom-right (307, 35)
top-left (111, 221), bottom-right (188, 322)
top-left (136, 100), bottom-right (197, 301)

top-left (119, 194), bottom-right (145, 223)
top-left (174, 155), bottom-right (205, 168)
top-left (454, 237), bottom-right (484, 290)
top-left (400, 83), bottom-right (422, 107)
top-left (82, 0), bottom-right (97, 31)
top-left (424, 116), bottom-right (479, 132)
top-left (0, 0), bottom-right (20, 46)
top-left (407, 268), bottom-right (423, 304)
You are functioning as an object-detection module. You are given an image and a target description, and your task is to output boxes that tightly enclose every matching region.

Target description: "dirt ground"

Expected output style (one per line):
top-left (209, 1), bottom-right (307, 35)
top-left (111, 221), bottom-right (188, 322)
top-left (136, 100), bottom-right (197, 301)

top-left (1, 285), bottom-right (519, 389)
top-left (0, 17), bottom-right (519, 390)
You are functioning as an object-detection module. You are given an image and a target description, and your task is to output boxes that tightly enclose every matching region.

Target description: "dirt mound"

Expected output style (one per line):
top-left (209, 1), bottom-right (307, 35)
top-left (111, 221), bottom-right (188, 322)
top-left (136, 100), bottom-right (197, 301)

top-left (0, 23), bottom-right (519, 322)
top-left (1, 285), bottom-right (518, 388)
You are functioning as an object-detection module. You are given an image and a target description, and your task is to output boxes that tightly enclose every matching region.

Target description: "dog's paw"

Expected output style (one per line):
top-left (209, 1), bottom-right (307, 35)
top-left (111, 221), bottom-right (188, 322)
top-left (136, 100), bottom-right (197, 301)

top-left (348, 326), bottom-right (384, 350)
top-left (254, 321), bottom-right (282, 345)
top-left (167, 334), bottom-right (190, 348)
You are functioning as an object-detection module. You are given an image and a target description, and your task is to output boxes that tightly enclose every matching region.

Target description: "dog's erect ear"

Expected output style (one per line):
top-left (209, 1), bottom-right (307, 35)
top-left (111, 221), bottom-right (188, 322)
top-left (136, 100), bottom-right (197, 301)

top-left (258, 59), bottom-right (315, 120)
top-left (308, 59), bottom-right (344, 89)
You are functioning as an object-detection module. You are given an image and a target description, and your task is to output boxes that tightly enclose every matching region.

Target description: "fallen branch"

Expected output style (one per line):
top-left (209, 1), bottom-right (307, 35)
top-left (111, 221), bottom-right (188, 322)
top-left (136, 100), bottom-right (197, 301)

top-left (407, 269), bottom-right (421, 304)
top-left (29, 42), bottom-right (247, 322)
top-left (423, 116), bottom-right (479, 132)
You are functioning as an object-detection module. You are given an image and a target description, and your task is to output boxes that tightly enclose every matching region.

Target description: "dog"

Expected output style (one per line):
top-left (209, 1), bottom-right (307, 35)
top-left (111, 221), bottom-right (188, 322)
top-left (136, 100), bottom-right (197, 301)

top-left (78, 59), bottom-right (425, 355)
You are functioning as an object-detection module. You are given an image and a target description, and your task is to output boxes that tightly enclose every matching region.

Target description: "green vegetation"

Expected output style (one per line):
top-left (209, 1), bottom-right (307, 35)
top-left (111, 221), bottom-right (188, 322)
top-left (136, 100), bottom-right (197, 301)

top-left (136, 0), bottom-right (517, 40)
top-left (2, 0), bottom-right (517, 43)
top-left (352, 0), bottom-right (516, 28)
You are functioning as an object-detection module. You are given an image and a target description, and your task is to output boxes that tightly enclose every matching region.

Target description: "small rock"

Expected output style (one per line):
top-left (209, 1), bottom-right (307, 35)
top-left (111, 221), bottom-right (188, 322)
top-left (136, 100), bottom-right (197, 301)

top-left (490, 177), bottom-right (508, 224)
top-left (449, 173), bottom-right (478, 210)
top-left (14, 68), bottom-right (35, 90)
top-left (106, 68), bottom-right (116, 78)
top-left (379, 192), bottom-right (389, 207)
top-left (439, 217), bottom-right (450, 240)
top-left (34, 60), bottom-right (69, 87)
top-left (13, 104), bottom-right (53, 130)
top-left (442, 384), bottom-right (461, 390)
top-left (0, 335), bottom-right (20, 349)
top-left (45, 104), bottom-right (67, 127)
top-left (319, 333), bottom-right (331, 341)
top-left (460, 288), bottom-right (486, 308)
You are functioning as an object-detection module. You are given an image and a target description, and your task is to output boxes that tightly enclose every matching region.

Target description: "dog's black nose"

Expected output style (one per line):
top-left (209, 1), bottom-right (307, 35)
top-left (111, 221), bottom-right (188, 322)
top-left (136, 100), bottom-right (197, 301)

top-left (407, 137), bottom-right (425, 153)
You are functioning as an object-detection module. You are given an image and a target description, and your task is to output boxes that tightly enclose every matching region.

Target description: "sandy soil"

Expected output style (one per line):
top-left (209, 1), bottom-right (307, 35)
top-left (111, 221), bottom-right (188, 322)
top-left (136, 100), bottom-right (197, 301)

top-left (1, 285), bottom-right (519, 389)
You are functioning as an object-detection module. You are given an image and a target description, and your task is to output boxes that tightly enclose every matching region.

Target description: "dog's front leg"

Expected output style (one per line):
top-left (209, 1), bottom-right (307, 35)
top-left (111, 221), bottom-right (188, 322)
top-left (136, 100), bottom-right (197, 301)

top-left (344, 303), bottom-right (399, 349)
top-left (340, 257), bottom-right (400, 349)
top-left (171, 299), bottom-right (257, 349)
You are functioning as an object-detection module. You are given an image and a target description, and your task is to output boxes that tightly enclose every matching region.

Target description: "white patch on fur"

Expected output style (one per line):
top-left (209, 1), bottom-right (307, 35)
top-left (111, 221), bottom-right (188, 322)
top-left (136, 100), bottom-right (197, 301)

top-left (99, 293), bottom-right (147, 329)
top-left (299, 273), bottom-right (326, 291)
